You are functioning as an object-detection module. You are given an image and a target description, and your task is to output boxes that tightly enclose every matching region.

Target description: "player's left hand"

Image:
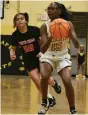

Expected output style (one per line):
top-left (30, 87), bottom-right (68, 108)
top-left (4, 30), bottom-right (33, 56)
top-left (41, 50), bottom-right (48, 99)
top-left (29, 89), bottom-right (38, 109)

top-left (82, 62), bottom-right (85, 65)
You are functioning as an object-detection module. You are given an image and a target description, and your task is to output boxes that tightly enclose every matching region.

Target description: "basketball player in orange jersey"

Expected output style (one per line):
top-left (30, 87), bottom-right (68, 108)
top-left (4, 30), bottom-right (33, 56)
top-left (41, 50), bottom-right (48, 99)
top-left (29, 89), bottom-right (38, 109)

top-left (76, 45), bottom-right (86, 78)
top-left (9, 12), bottom-right (61, 108)
top-left (38, 2), bottom-right (80, 114)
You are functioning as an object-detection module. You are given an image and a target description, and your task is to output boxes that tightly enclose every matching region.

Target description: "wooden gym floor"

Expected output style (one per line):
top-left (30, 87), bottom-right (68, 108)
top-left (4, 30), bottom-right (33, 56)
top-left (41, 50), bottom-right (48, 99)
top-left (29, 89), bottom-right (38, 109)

top-left (1, 75), bottom-right (88, 114)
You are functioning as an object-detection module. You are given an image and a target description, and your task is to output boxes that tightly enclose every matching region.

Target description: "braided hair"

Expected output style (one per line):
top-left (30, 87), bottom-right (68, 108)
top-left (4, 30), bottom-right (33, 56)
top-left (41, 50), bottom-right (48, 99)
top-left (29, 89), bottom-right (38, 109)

top-left (54, 2), bottom-right (71, 21)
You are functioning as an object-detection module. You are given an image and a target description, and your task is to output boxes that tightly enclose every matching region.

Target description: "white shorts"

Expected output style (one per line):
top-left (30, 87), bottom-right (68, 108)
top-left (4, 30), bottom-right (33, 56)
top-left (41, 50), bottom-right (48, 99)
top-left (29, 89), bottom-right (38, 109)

top-left (39, 51), bottom-right (72, 73)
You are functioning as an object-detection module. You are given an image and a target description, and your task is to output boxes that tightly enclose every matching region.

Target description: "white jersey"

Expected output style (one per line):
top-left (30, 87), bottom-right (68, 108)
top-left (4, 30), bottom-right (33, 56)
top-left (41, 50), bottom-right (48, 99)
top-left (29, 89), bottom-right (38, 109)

top-left (39, 20), bottom-right (71, 72)
top-left (45, 20), bottom-right (69, 55)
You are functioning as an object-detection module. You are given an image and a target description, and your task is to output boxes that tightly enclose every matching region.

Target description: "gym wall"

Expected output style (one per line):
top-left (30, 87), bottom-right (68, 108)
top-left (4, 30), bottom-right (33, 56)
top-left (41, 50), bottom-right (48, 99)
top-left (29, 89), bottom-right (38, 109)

top-left (1, 1), bottom-right (88, 76)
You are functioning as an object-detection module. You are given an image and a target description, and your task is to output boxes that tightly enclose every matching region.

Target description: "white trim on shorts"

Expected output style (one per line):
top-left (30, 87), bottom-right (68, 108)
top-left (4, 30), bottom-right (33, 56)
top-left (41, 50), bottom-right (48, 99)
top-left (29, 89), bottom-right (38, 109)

top-left (40, 58), bottom-right (72, 73)
top-left (57, 58), bottom-right (72, 72)
top-left (40, 52), bottom-right (72, 73)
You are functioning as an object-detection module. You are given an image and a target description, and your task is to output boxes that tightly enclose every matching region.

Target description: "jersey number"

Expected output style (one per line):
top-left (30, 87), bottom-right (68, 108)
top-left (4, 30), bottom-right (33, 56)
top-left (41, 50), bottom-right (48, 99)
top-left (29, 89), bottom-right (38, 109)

top-left (51, 41), bottom-right (62, 51)
top-left (23, 44), bottom-right (34, 53)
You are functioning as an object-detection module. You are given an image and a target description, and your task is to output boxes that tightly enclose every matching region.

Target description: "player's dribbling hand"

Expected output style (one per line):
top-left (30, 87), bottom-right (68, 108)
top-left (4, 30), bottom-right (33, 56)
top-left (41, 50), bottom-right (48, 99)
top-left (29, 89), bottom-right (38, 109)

top-left (10, 48), bottom-right (16, 60)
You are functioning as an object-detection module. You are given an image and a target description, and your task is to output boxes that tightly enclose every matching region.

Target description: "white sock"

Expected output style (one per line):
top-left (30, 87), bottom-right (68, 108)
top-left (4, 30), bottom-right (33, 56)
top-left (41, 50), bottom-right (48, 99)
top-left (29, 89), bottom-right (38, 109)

top-left (47, 93), bottom-right (53, 99)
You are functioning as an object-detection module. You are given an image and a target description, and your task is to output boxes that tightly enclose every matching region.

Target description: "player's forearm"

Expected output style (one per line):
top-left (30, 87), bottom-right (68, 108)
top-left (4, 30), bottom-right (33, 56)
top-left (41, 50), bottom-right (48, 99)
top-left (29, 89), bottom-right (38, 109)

top-left (40, 37), bottom-right (52, 53)
top-left (72, 38), bottom-right (80, 49)
top-left (74, 40), bottom-right (80, 49)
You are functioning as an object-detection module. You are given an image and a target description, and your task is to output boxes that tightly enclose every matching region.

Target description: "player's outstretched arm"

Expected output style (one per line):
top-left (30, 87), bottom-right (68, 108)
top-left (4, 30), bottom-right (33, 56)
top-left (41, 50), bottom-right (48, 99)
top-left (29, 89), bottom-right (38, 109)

top-left (68, 21), bottom-right (80, 49)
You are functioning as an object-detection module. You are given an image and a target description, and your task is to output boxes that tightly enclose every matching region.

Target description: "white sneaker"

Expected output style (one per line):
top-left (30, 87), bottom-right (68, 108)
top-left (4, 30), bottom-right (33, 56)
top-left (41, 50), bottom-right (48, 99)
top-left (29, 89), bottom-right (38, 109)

top-left (38, 102), bottom-right (49, 114)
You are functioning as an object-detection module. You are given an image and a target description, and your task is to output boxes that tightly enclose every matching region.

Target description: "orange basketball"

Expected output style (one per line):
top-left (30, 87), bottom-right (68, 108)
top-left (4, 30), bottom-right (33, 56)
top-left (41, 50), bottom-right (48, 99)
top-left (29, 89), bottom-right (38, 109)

top-left (49, 18), bottom-right (70, 39)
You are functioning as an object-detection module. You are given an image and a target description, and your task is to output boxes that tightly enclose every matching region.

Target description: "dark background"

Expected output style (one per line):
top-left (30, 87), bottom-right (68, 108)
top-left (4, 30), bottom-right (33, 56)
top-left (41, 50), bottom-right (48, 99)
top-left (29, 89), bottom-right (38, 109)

top-left (1, 35), bottom-right (27, 75)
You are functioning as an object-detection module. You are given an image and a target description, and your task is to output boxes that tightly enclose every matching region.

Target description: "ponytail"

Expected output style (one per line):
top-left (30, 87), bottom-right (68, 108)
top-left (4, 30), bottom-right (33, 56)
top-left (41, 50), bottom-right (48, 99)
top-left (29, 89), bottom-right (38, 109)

top-left (24, 12), bottom-right (29, 22)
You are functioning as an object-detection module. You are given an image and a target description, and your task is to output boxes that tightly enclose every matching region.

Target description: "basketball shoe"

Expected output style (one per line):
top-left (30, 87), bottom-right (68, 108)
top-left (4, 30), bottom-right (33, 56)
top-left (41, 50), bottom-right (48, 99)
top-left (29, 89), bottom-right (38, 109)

top-left (52, 79), bottom-right (61, 94)
top-left (38, 100), bottom-right (49, 114)
top-left (48, 96), bottom-right (56, 107)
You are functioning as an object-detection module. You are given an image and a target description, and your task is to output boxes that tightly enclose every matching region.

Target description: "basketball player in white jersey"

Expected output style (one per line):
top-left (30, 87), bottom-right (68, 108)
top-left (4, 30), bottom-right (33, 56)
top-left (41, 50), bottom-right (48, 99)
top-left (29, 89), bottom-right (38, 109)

top-left (38, 2), bottom-right (80, 114)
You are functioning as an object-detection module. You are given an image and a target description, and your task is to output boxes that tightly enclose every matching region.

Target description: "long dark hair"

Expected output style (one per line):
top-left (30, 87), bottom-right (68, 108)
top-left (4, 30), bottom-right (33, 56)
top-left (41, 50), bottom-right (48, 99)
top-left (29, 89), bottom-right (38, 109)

top-left (54, 2), bottom-right (71, 21)
top-left (13, 12), bottom-right (29, 28)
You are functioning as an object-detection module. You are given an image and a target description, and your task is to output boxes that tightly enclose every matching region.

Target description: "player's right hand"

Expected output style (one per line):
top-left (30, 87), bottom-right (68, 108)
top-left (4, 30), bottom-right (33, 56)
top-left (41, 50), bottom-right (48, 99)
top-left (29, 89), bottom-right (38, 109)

top-left (36, 52), bottom-right (43, 58)
top-left (10, 54), bottom-right (16, 60)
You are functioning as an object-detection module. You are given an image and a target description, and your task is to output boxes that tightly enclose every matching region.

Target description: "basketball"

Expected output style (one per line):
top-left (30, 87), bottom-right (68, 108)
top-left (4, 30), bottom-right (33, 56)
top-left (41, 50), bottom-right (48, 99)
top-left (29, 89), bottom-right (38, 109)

top-left (49, 18), bottom-right (70, 39)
